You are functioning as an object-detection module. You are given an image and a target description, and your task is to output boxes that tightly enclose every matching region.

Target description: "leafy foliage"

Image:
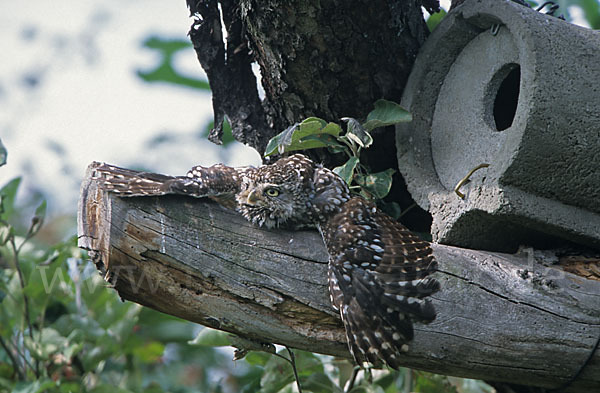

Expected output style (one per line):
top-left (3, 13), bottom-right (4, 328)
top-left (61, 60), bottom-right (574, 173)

top-left (265, 99), bottom-right (411, 201)
top-left (264, 118), bottom-right (343, 156)
top-left (0, 177), bottom-right (262, 392)
top-left (188, 326), bottom-right (494, 393)
top-left (0, 154), bottom-right (492, 393)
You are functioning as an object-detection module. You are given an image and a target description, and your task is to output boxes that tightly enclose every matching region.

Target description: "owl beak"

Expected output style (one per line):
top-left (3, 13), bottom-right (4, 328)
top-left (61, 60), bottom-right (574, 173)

top-left (246, 189), bottom-right (259, 205)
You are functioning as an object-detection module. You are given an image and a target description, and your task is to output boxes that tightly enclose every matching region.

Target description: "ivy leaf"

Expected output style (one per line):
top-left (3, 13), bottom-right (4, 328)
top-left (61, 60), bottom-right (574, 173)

top-left (355, 168), bottom-right (395, 199)
top-left (333, 157), bottom-right (360, 185)
top-left (342, 117), bottom-right (373, 148)
top-left (264, 117), bottom-right (342, 156)
top-left (362, 99), bottom-right (412, 131)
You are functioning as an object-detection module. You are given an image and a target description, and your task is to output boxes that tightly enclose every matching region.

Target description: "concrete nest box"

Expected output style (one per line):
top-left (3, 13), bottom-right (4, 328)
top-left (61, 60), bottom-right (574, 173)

top-left (397, 0), bottom-right (600, 252)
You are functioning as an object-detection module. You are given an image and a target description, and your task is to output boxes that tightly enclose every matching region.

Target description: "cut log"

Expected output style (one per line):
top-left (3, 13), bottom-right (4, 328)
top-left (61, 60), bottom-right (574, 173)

top-left (78, 163), bottom-right (600, 392)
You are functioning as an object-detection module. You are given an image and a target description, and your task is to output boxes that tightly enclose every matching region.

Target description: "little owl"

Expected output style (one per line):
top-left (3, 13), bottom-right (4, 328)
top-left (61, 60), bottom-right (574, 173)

top-left (94, 154), bottom-right (439, 369)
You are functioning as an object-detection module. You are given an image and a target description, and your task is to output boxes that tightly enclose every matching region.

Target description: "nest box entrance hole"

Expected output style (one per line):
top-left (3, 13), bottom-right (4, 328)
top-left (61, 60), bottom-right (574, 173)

top-left (492, 64), bottom-right (521, 131)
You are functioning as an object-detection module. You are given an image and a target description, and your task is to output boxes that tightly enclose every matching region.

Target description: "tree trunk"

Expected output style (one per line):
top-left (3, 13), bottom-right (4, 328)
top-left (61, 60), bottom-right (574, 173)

top-left (78, 164), bottom-right (600, 392)
top-left (186, 0), bottom-right (429, 158)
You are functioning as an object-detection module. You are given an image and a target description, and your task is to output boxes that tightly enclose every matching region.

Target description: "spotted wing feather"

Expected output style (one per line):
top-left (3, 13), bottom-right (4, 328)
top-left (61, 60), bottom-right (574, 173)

top-left (93, 162), bottom-right (251, 209)
top-left (322, 197), bottom-right (439, 369)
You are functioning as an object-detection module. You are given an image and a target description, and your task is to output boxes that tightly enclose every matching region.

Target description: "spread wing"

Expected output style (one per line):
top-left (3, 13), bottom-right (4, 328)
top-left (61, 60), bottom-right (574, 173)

top-left (322, 197), bottom-right (439, 369)
top-left (92, 162), bottom-right (253, 209)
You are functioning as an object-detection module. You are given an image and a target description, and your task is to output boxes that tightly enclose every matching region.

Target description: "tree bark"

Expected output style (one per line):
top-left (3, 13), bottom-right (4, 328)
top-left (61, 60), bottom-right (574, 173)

top-left (78, 163), bottom-right (600, 392)
top-left (186, 0), bottom-right (430, 158)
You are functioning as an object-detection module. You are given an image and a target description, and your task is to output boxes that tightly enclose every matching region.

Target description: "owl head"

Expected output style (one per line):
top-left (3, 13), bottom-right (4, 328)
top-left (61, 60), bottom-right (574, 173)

top-left (236, 155), bottom-right (317, 228)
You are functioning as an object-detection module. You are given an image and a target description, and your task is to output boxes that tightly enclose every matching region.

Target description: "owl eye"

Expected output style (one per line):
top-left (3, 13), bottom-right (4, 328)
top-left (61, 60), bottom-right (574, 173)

top-left (264, 188), bottom-right (280, 197)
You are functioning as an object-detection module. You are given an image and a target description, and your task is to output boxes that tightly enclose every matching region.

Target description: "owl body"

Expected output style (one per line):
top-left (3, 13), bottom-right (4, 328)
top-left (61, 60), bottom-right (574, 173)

top-left (94, 154), bottom-right (439, 369)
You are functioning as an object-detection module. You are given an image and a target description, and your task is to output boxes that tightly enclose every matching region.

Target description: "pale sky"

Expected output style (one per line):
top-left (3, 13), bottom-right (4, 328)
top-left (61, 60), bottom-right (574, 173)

top-left (0, 0), bottom-right (261, 217)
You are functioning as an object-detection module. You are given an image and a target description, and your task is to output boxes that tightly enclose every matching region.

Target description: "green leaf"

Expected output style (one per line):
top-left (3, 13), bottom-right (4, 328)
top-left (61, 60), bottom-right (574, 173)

top-left (58, 382), bottom-right (83, 393)
top-left (63, 340), bottom-right (83, 360)
top-left (264, 118), bottom-right (342, 156)
top-left (301, 116), bottom-right (328, 129)
top-left (13, 379), bottom-right (58, 393)
top-left (140, 382), bottom-right (165, 393)
top-left (413, 372), bottom-right (459, 393)
top-left (355, 168), bottom-right (395, 199)
top-left (342, 118), bottom-right (373, 148)
top-left (294, 351), bottom-right (324, 376)
top-left (573, 0), bottom-right (600, 29)
top-left (244, 351), bottom-right (272, 366)
top-left (189, 327), bottom-right (232, 347)
top-left (0, 138), bottom-right (6, 167)
top-left (136, 308), bottom-right (198, 341)
top-left (333, 157), bottom-right (360, 185)
top-left (300, 134), bottom-right (344, 149)
top-left (260, 350), bottom-right (324, 393)
top-left (362, 99), bottom-right (412, 131)
top-left (301, 372), bottom-right (342, 393)
top-left (265, 123), bottom-right (297, 156)
top-left (0, 177), bottom-right (21, 220)
top-left (88, 384), bottom-right (136, 393)
top-left (53, 314), bottom-right (105, 342)
top-left (0, 225), bottom-right (11, 246)
top-left (24, 328), bottom-right (68, 360)
top-left (321, 121), bottom-right (343, 136)
top-left (132, 340), bottom-right (165, 363)
top-left (426, 8), bottom-right (447, 32)
top-left (260, 354), bottom-right (295, 393)
top-left (34, 200), bottom-right (47, 219)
